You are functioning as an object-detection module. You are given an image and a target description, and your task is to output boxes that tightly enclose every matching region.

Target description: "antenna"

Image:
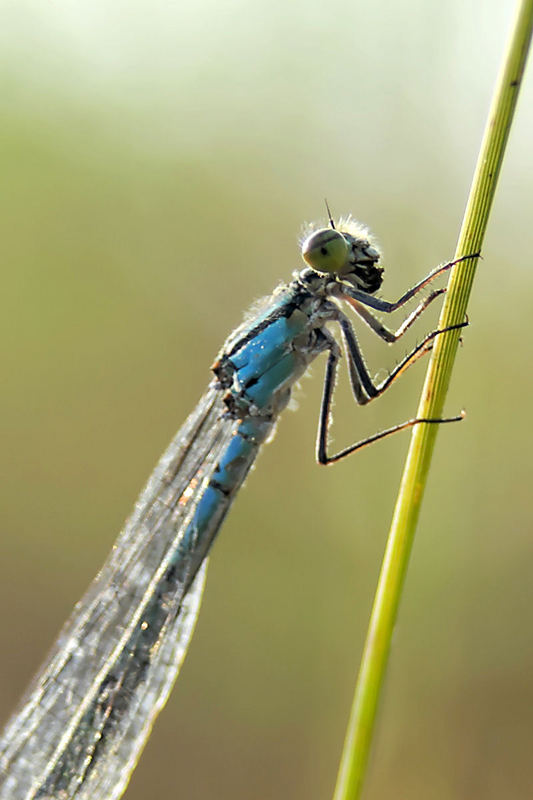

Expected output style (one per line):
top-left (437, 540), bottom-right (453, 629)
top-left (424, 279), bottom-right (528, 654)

top-left (324, 198), bottom-right (335, 229)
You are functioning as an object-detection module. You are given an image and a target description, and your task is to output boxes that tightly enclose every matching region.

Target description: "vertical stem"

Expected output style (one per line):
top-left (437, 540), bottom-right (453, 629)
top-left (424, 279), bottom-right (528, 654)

top-left (333, 2), bottom-right (533, 798)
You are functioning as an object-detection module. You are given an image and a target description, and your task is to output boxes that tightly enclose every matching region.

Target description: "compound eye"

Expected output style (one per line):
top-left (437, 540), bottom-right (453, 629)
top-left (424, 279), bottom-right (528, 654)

top-left (301, 228), bottom-right (349, 274)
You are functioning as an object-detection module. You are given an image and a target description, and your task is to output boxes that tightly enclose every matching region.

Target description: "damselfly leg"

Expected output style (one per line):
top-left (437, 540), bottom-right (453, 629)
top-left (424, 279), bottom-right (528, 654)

top-left (317, 320), bottom-right (467, 465)
top-left (339, 254), bottom-right (477, 342)
top-left (344, 289), bottom-right (444, 342)
top-left (339, 254), bottom-right (477, 314)
top-left (314, 256), bottom-right (478, 466)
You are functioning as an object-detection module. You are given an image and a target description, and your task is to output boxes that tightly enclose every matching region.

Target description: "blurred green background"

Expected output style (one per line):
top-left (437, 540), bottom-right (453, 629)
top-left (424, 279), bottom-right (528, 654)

top-left (1, 2), bottom-right (532, 798)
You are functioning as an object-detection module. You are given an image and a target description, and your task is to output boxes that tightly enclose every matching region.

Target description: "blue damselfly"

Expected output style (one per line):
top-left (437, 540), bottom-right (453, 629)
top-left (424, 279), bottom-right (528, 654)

top-left (0, 216), bottom-right (470, 800)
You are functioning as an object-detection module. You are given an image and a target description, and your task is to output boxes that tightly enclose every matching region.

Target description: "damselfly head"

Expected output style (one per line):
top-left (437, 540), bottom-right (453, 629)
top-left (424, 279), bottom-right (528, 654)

top-left (301, 227), bottom-right (351, 275)
top-left (301, 217), bottom-right (384, 293)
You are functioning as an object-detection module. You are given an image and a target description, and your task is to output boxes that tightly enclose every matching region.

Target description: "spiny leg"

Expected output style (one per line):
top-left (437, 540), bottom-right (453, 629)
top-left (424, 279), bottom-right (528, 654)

top-left (344, 288), bottom-right (445, 343)
top-left (338, 314), bottom-right (467, 405)
top-left (317, 404), bottom-right (464, 465)
top-left (339, 253), bottom-right (479, 315)
top-left (316, 343), bottom-right (343, 465)
top-left (316, 320), bottom-right (467, 465)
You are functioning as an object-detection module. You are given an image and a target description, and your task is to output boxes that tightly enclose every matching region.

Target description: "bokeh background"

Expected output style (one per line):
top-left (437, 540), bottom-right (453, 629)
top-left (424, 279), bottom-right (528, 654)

top-left (1, 2), bottom-right (532, 798)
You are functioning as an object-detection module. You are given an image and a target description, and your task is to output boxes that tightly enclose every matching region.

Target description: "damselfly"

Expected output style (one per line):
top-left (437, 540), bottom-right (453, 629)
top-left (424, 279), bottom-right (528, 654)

top-left (0, 216), bottom-right (469, 800)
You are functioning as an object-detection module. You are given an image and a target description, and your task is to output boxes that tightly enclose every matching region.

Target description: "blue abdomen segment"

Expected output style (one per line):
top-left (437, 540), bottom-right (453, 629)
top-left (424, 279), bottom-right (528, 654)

top-left (177, 417), bottom-right (271, 560)
top-left (176, 304), bottom-right (314, 569)
top-left (244, 352), bottom-right (299, 409)
top-left (230, 314), bottom-right (305, 375)
top-left (229, 310), bottom-right (310, 411)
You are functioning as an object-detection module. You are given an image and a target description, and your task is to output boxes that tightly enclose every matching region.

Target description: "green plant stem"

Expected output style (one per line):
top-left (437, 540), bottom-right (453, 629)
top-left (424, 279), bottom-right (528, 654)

top-left (333, 2), bottom-right (533, 799)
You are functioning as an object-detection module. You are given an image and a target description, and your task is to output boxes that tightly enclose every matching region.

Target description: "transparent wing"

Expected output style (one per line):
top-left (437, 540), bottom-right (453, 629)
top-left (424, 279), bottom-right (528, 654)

top-left (0, 385), bottom-right (237, 800)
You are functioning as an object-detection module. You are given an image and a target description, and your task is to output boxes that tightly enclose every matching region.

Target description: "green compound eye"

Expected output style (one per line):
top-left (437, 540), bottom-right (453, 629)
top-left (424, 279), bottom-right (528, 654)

top-left (301, 228), bottom-right (350, 274)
